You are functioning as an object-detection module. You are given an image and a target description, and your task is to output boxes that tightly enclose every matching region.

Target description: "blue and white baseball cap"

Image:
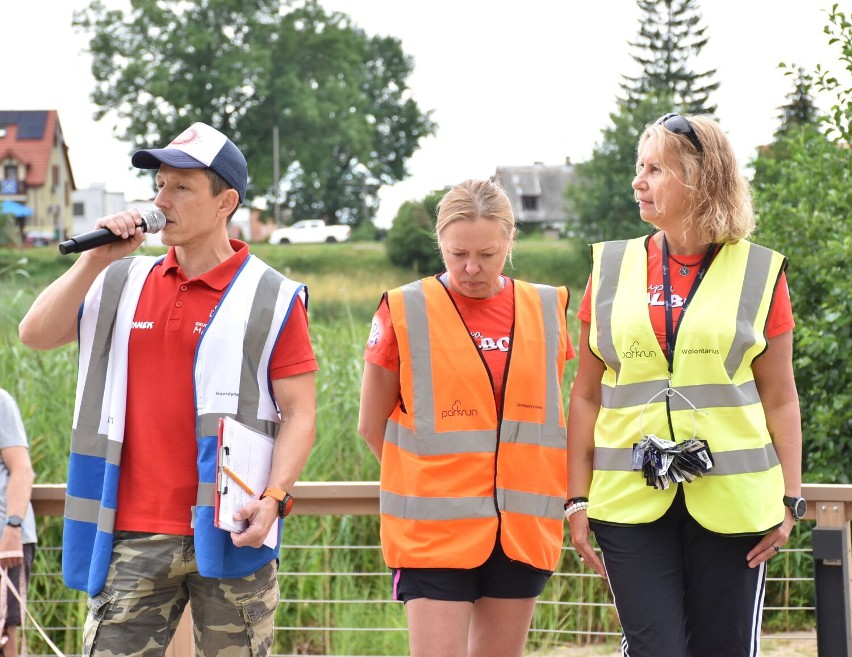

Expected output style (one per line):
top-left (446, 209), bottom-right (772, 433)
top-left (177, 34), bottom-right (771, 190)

top-left (131, 122), bottom-right (248, 203)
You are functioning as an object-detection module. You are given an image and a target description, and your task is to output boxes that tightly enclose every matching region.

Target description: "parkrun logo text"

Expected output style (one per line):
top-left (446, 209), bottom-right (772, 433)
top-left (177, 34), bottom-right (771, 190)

top-left (441, 400), bottom-right (478, 419)
top-left (621, 340), bottom-right (656, 359)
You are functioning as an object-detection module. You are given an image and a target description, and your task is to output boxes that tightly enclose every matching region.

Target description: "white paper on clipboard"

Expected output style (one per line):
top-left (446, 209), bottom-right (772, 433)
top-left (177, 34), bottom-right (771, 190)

top-left (216, 417), bottom-right (279, 549)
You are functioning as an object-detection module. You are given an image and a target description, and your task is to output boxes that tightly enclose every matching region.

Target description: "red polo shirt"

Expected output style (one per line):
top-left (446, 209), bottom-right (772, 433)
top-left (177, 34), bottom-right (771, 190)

top-left (115, 240), bottom-right (317, 535)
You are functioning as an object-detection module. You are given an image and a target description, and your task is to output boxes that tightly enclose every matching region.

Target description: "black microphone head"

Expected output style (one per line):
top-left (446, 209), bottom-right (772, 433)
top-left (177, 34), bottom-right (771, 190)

top-left (141, 209), bottom-right (166, 234)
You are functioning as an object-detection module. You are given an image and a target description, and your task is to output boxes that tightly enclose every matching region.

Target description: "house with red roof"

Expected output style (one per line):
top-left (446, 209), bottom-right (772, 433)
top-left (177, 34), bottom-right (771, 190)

top-left (0, 110), bottom-right (76, 240)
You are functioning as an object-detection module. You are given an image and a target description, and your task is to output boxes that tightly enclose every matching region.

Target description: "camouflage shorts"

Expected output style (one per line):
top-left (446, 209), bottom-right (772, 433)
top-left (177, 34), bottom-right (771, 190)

top-left (82, 532), bottom-right (279, 657)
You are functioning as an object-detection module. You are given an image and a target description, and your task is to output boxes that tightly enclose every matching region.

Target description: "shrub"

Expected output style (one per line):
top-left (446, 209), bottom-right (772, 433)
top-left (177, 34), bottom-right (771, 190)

top-left (0, 214), bottom-right (21, 247)
top-left (384, 199), bottom-right (442, 274)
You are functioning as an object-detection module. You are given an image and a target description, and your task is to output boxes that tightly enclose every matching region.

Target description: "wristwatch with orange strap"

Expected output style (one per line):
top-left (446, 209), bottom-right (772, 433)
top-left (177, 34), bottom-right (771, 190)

top-left (261, 487), bottom-right (295, 519)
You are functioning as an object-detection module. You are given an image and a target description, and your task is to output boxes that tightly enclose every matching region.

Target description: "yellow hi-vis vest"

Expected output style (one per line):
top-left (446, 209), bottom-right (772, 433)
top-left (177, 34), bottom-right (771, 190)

top-left (381, 276), bottom-right (569, 570)
top-left (588, 237), bottom-right (787, 534)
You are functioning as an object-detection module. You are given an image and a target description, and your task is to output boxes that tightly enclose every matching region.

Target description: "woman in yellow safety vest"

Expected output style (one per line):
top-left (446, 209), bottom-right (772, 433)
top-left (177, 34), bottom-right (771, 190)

top-left (567, 114), bottom-right (804, 657)
top-left (358, 179), bottom-right (574, 657)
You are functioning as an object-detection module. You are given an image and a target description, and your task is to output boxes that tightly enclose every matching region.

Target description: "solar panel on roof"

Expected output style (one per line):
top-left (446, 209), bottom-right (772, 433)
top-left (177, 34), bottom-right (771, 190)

top-left (0, 110), bottom-right (48, 139)
top-left (17, 112), bottom-right (48, 139)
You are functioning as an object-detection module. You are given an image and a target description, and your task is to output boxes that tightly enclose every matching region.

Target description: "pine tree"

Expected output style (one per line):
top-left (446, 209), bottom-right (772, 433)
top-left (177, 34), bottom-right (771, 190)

top-left (621, 0), bottom-right (719, 115)
top-left (776, 66), bottom-right (818, 134)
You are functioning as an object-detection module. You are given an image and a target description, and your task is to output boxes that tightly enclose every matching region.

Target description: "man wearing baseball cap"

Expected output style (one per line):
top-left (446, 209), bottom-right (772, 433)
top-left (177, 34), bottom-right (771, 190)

top-left (20, 122), bottom-right (317, 654)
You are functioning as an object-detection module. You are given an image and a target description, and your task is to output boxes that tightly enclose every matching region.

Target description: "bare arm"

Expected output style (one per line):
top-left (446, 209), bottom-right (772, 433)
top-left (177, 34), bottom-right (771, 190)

top-left (0, 446), bottom-right (34, 568)
top-left (357, 361), bottom-right (400, 461)
top-left (566, 320), bottom-right (608, 578)
top-left (232, 371), bottom-right (317, 548)
top-left (18, 211), bottom-right (148, 350)
top-left (746, 330), bottom-right (802, 567)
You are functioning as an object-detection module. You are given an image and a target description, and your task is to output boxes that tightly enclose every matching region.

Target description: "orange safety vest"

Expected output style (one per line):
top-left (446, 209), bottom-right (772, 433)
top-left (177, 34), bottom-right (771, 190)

top-left (381, 276), bottom-right (569, 571)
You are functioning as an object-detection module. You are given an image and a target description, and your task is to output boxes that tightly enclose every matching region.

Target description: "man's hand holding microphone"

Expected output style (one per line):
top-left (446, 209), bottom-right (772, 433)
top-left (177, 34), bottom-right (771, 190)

top-left (58, 209), bottom-right (166, 256)
top-left (20, 209), bottom-right (167, 351)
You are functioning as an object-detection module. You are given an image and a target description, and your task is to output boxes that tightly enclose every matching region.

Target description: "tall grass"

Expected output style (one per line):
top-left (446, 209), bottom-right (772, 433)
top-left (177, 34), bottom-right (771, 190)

top-left (0, 243), bottom-right (815, 654)
top-left (0, 259), bottom-right (88, 654)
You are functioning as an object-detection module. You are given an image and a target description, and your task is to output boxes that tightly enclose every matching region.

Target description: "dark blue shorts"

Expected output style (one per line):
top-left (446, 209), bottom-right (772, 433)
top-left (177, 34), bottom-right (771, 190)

top-left (391, 540), bottom-right (551, 603)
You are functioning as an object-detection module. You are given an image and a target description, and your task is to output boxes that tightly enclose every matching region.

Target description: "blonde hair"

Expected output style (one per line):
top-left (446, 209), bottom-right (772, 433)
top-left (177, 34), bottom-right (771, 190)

top-left (638, 115), bottom-right (755, 243)
top-left (435, 179), bottom-right (516, 244)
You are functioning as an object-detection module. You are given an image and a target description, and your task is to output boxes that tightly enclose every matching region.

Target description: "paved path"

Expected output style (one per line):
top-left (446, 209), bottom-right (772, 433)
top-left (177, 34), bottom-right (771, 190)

top-left (530, 632), bottom-right (817, 656)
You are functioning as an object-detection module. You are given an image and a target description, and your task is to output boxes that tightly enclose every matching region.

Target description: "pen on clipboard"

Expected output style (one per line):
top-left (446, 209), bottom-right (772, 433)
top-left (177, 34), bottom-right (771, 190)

top-left (222, 465), bottom-right (255, 497)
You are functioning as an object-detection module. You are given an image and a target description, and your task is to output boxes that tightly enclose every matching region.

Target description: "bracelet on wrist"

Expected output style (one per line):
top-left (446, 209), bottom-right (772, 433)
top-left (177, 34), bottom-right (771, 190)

top-left (564, 501), bottom-right (590, 518)
top-left (564, 496), bottom-right (589, 510)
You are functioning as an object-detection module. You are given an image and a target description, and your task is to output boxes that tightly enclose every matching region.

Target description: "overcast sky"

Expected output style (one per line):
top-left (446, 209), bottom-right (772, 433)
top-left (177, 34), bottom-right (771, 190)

top-left (5, 1), bottom-right (847, 227)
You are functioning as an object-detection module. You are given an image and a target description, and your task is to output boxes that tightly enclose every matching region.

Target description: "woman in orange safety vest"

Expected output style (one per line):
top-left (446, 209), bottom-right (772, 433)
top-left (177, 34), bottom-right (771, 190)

top-left (358, 179), bottom-right (574, 657)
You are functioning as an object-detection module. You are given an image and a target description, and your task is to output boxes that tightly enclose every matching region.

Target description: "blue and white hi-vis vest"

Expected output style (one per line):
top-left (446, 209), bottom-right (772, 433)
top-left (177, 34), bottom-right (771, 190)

top-left (65, 254), bottom-right (306, 595)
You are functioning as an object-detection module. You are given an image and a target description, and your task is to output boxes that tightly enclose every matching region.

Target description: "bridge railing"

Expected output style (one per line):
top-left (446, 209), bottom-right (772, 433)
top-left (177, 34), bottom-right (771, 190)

top-left (27, 482), bottom-right (852, 657)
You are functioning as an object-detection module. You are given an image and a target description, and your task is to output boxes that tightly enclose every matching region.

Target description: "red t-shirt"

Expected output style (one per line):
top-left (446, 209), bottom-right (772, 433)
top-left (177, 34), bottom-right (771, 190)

top-left (577, 238), bottom-right (795, 350)
top-left (365, 276), bottom-right (576, 409)
top-left (115, 240), bottom-right (318, 535)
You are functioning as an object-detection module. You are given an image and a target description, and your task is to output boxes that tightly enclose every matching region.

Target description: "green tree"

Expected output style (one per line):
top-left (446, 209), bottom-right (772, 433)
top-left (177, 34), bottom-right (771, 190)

top-left (566, 95), bottom-right (673, 243)
top-left (385, 192), bottom-right (443, 275)
top-left (620, 0), bottom-right (719, 115)
top-left (751, 5), bottom-right (852, 482)
top-left (73, 0), bottom-right (435, 226)
top-left (812, 4), bottom-right (852, 143)
top-left (751, 126), bottom-right (851, 483)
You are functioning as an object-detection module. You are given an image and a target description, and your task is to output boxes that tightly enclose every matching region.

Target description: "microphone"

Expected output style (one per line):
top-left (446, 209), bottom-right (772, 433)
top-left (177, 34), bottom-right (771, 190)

top-left (58, 210), bottom-right (167, 255)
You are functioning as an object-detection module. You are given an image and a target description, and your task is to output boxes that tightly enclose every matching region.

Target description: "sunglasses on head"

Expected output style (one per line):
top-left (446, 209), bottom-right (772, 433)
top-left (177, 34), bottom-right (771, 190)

top-left (657, 113), bottom-right (703, 154)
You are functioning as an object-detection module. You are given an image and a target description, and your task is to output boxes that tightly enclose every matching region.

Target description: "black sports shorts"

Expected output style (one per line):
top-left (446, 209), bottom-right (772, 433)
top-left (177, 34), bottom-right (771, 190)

top-left (391, 540), bottom-right (551, 603)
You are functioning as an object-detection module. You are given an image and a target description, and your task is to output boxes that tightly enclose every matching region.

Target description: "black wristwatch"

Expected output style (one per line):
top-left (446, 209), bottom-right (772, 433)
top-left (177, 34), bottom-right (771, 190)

top-left (5, 515), bottom-right (23, 528)
top-left (783, 495), bottom-right (807, 520)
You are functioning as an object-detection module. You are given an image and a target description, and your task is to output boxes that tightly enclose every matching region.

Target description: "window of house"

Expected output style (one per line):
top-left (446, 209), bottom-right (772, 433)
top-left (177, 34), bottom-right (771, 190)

top-left (53, 165), bottom-right (59, 188)
top-left (73, 202), bottom-right (85, 216)
top-left (2, 165), bottom-right (19, 194)
top-left (521, 195), bottom-right (539, 211)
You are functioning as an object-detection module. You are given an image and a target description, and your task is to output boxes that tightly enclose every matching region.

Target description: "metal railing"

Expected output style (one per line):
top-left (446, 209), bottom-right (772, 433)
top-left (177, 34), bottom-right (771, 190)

top-left (26, 482), bottom-right (851, 657)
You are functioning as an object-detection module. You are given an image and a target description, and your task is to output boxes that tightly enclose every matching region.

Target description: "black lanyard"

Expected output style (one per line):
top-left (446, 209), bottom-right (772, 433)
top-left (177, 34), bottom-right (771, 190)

top-left (660, 236), bottom-right (718, 374)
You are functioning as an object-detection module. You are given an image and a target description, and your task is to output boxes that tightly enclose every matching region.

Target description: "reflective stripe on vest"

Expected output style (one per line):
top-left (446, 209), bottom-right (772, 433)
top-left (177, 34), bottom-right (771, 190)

top-left (381, 277), bottom-right (568, 570)
top-left (64, 254), bottom-right (304, 594)
top-left (587, 237), bottom-right (786, 534)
